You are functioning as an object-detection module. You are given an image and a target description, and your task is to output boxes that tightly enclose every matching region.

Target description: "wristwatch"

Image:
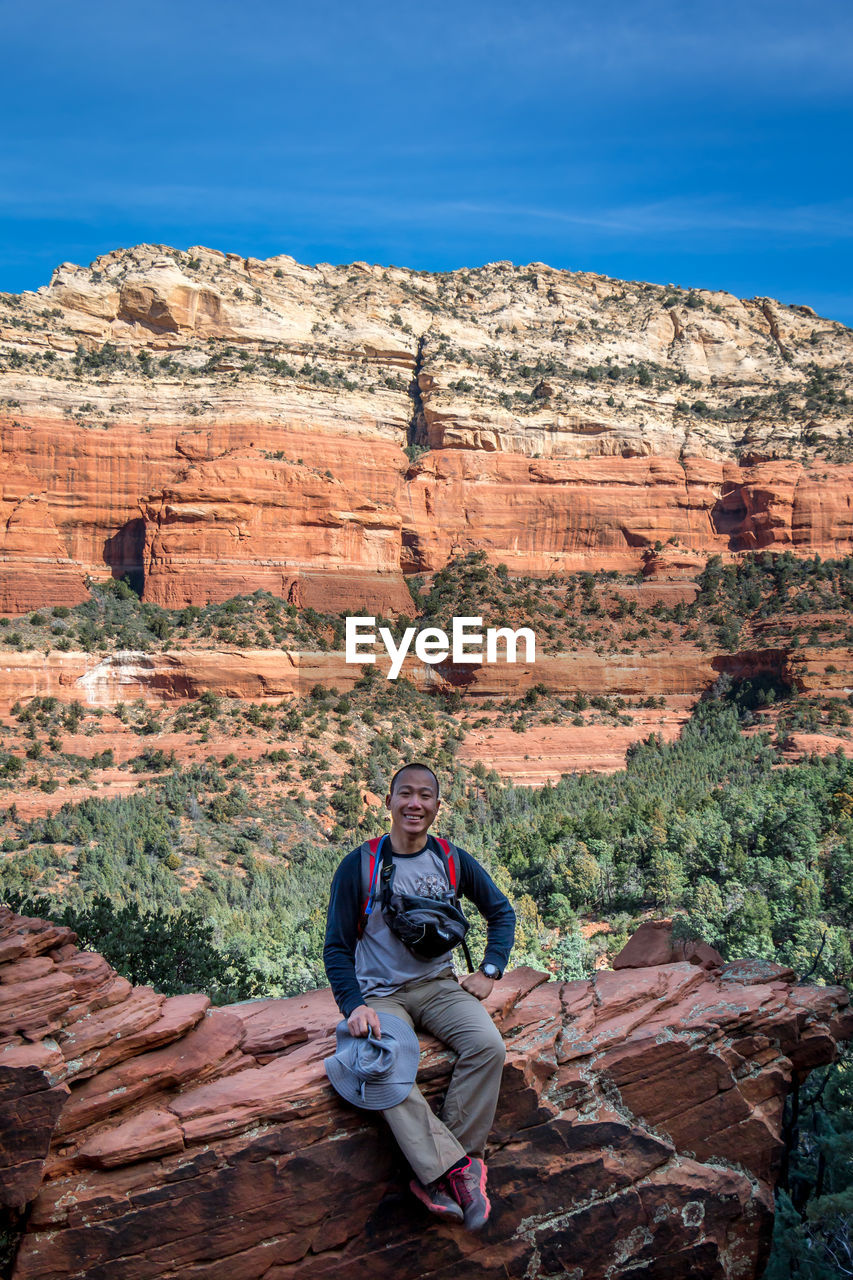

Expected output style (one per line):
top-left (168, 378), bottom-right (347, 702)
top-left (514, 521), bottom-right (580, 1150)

top-left (480, 962), bottom-right (502, 981)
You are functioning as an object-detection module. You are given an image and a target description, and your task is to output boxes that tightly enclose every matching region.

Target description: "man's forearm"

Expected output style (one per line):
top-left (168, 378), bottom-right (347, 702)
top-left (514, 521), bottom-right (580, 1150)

top-left (482, 897), bottom-right (516, 971)
top-left (323, 941), bottom-right (365, 1019)
top-left (324, 850), bottom-right (365, 1017)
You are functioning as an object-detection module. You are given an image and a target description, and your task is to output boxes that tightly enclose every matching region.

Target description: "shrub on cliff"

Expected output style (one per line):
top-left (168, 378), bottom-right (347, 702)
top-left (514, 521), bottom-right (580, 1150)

top-left (549, 927), bottom-right (594, 980)
top-left (2, 891), bottom-right (259, 1002)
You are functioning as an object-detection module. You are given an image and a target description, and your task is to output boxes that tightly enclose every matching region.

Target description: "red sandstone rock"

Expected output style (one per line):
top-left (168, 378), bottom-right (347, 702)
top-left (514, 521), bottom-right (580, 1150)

top-left (224, 990), bottom-right (335, 1058)
top-left (58, 987), bottom-right (166, 1070)
top-left (613, 919), bottom-right (724, 970)
top-left (0, 912), bottom-right (76, 960)
top-left (0, 957), bottom-right (54, 984)
top-left (0, 909), bottom-right (850, 1279)
top-left (0, 402), bottom-right (852, 616)
top-left (55, 1008), bottom-right (242, 1138)
top-left (673, 938), bottom-right (726, 968)
top-left (141, 449), bottom-right (412, 613)
top-left (0, 1066), bottom-right (68, 1211)
top-left (0, 971), bottom-right (77, 1040)
top-left (76, 1107), bottom-right (185, 1169)
top-left (0, 457), bottom-right (91, 613)
top-left (0, 1041), bottom-right (64, 1082)
top-left (612, 919), bottom-right (675, 968)
top-left (460, 714), bottom-right (689, 782)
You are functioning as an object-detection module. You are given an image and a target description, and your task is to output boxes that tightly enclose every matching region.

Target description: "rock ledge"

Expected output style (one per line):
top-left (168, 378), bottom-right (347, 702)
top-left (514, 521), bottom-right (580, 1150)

top-left (1, 908), bottom-right (851, 1279)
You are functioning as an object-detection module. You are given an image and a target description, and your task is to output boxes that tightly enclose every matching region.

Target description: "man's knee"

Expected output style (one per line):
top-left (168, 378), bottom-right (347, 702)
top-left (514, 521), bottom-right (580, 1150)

top-left (489, 1031), bottom-right (507, 1067)
top-left (464, 1024), bottom-right (506, 1069)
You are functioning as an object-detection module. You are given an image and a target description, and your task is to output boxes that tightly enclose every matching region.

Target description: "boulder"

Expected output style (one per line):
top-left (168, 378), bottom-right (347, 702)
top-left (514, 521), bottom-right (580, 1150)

top-left (612, 919), bottom-right (725, 970)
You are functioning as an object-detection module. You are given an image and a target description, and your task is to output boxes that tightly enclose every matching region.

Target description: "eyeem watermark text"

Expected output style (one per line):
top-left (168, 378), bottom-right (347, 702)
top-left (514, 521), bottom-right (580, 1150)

top-left (345, 616), bottom-right (536, 680)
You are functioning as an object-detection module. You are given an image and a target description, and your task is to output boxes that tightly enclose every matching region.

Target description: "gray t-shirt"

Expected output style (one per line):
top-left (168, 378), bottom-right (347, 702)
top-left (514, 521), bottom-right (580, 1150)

top-left (355, 842), bottom-right (456, 999)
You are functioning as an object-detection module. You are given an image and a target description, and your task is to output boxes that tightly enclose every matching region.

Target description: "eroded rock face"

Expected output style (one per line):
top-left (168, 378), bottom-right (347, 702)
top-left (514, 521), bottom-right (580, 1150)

top-left (1, 907), bottom-right (851, 1279)
top-left (2, 421), bottom-right (853, 615)
top-left (1, 245), bottom-right (853, 613)
top-left (141, 446), bottom-right (411, 613)
top-left (0, 639), bottom-right (810, 712)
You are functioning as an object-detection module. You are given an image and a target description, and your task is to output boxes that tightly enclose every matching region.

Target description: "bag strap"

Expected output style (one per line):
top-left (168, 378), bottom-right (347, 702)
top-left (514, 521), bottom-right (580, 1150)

top-left (357, 836), bottom-right (385, 937)
top-left (379, 833), bottom-right (396, 909)
top-left (433, 836), bottom-right (458, 896)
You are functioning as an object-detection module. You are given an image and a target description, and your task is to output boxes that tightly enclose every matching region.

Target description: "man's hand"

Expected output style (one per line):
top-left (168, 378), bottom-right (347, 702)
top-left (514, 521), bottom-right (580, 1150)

top-left (347, 1004), bottom-right (382, 1038)
top-left (460, 970), bottom-right (495, 1001)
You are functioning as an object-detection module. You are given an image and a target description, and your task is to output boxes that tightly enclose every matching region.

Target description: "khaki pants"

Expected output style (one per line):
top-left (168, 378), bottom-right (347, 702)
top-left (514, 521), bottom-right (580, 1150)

top-left (369, 971), bottom-right (506, 1186)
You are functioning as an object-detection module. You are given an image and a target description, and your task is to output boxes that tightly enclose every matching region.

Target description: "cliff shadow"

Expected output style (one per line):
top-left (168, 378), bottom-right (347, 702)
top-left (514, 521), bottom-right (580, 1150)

top-left (103, 518), bottom-right (146, 596)
top-left (433, 658), bottom-right (481, 690)
top-left (710, 486), bottom-right (749, 546)
top-left (708, 655), bottom-right (797, 705)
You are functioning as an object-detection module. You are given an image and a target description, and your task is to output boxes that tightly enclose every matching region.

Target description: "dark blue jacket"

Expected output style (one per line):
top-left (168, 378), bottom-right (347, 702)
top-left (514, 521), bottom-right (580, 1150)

top-left (323, 834), bottom-right (516, 1018)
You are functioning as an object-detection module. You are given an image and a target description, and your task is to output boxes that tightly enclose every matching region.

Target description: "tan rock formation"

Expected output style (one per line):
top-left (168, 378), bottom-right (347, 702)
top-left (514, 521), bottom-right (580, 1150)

top-left (19, 244), bottom-right (851, 463)
top-left (1, 908), bottom-right (851, 1279)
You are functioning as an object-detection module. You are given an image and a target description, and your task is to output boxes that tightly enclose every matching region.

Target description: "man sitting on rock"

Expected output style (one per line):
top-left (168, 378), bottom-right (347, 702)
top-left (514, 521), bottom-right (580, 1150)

top-left (323, 762), bottom-right (515, 1230)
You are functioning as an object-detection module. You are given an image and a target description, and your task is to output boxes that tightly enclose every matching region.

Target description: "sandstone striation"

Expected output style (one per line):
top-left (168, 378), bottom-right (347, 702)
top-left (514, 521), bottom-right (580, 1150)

top-left (457, 712), bottom-right (691, 782)
top-left (1, 907), bottom-right (851, 1279)
top-left (0, 639), bottom-right (820, 711)
top-left (141, 444), bottom-right (410, 612)
top-left (0, 246), bottom-right (852, 613)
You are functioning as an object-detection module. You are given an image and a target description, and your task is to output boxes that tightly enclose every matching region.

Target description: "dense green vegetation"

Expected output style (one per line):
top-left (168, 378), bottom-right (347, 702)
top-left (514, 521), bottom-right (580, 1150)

top-left (3, 891), bottom-right (259, 1003)
top-left (4, 683), bottom-right (852, 993)
top-left (696, 548), bottom-right (853, 618)
top-left (764, 1046), bottom-right (853, 1279)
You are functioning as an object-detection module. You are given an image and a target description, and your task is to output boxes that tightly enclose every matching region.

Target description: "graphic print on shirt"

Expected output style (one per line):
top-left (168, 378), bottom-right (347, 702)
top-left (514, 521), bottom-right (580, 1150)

top-left (415, 870), bottom-right (450, 900)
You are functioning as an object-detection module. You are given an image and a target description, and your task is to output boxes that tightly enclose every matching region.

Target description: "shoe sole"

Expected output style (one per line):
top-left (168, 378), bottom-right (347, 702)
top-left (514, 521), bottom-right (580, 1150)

top-left (409, 1179), bottom-right (464, 1221)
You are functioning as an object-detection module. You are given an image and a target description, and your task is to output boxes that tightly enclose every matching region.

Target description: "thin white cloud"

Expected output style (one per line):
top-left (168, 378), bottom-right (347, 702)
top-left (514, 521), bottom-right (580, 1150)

top-left (0, 180), bottom-right (851, 246)
top-left (441, 198), bottom-right (853, 239)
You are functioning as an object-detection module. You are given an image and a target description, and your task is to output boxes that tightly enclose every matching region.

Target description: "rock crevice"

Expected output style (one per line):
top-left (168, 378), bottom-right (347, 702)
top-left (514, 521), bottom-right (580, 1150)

top-left (407, 333), bottom-right (429, 449)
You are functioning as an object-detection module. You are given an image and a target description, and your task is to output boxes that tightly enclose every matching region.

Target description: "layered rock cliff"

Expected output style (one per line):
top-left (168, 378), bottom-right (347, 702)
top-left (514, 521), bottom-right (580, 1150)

top-left (0, 245), bottom-right (852, 614)
top-left (0, 631), bottom-right (842, 705)
top-left (2, 907), bottom-right (851, 1280)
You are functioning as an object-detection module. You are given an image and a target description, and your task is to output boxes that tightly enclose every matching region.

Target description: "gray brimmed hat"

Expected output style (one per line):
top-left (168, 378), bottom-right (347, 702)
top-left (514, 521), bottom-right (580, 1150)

top-left (324, 1012), bottom-right (420, 1110)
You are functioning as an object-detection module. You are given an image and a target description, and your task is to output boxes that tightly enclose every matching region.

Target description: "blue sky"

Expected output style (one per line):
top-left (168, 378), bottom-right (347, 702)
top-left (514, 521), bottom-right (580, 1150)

top-left (3, 0), bottom-right (852, 322)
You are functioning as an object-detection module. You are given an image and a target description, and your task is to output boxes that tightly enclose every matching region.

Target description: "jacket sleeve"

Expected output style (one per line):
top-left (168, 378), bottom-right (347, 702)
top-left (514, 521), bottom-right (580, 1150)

top-left (323, 849), bottom-right (367, 1019)
top-left (456, 846), bottom-right (516, 973)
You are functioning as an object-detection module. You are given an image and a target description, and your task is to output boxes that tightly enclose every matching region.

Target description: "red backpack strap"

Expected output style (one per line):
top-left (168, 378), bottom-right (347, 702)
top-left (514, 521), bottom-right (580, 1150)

top-left (434, 836), bottom-right (458, 895)
top-left (357, 837), bottom-right (384, 937)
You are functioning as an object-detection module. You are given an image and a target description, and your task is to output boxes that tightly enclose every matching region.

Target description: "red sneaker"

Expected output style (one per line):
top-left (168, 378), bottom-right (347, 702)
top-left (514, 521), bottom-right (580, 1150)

top-left (409, 1175), bottom-right (464, 1221)
top-left (445, 1157), bottom-right (490, 1231)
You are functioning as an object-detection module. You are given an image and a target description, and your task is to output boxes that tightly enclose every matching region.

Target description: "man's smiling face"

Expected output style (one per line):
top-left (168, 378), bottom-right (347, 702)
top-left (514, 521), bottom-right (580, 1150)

top-left (386, 767), bottom-right (440, 844)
